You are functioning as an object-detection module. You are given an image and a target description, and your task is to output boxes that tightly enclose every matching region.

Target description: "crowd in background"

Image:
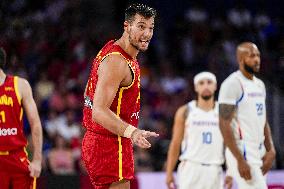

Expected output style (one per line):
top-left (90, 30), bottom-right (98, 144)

top-left (0, 0), bottom-right (283, 176)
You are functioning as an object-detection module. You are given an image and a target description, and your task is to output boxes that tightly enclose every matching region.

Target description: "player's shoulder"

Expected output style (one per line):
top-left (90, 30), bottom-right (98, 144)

top-left (103, 52), bottom-right (127, 64)
top-left (176, 103), bottom-right (191, 117)
top-left (220, 71), bottom-right (240, 87)
top-left (187, 100), bottom-right (196, 111)
top-left (16, 76), bottom-right (30, 86)
top-left (99, 53), bottom-right (129, 73)
top-left (14, 76), bottom-right (31, 93)
top-left (254, 76), bottom-right (265, 89)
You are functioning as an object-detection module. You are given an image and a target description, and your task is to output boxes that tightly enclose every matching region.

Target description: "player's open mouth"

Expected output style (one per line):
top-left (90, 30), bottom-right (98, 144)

top-left (140, 40), bottom-right (149, 45)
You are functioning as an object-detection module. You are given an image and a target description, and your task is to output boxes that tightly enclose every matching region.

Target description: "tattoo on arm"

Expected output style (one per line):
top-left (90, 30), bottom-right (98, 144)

top-left (219, 104), bottom-right (236, 120)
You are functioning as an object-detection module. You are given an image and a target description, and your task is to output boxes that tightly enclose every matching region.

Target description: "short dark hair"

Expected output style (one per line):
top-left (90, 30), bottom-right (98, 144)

top-left (125, 3), bottom-right (157, 22)
top-left (0, 48), bottom-right (6, 69)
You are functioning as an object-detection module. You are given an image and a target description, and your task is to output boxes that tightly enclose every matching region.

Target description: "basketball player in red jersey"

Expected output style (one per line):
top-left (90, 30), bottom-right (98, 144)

top-left (0, 48), bottom-right (42, 189)
top-left (82, 3), bottom-right (158, 189)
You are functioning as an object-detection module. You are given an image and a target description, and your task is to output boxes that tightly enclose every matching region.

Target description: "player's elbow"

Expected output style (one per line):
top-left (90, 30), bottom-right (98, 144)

top-left (92, 108), bottom-right (100, 122)
top-left (92, 107), bottom-right (104, 123)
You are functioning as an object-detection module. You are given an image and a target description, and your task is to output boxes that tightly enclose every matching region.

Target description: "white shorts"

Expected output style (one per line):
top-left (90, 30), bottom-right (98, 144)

top-left (226, 149), bottom-right (267, 189)
top-left (177, 160), bottom-right (223, 189)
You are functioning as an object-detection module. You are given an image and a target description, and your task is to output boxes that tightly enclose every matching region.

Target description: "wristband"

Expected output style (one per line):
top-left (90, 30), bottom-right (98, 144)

top-left (123, 125), bottom-right (137, 138)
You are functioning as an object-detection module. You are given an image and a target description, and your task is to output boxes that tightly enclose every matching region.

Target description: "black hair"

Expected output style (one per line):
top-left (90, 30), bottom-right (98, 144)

top-left (125, 3), bottom-right (157, 22)
top-left (0, 48), bottom-right (6, 69)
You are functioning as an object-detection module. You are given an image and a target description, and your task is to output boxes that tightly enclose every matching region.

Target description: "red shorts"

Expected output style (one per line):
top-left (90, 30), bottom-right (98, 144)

top-left (82, 131), bottom-right (134, 188)
top-left (0, 148), bottom-right (36, 189)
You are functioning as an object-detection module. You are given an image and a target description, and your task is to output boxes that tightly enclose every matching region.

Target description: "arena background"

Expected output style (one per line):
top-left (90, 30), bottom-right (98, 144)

top-left (0, 0), bottom-right (283, 188)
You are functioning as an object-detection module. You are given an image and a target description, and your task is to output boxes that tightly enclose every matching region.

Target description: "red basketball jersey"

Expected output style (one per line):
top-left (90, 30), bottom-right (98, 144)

top-left (0, 76), bottom-right (26, 151)
top-left (83, 40), bottom-right (141, 135)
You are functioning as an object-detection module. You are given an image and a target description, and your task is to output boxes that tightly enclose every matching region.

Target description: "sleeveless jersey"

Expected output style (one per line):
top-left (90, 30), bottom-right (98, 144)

top-left (0, 76), bottom-right (26, 151)
top-left (83, 40), bottom-right (141, 135)
top-left (179, 100), bottom-right (224, 165)
top-left (220, 71), bottom-right (266, 165)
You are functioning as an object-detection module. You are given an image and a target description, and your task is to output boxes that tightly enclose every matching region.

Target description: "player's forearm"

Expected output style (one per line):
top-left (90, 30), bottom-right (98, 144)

top-left (219, 104), bottom-right (244, 162)
top-left (264, 122), bottom-right (276, 154)
top-left (219, 118), bottom-right (244, 162)
top-left (166, 142), bottom-right (180, 175)
top-left (31, 123), bottom-right (43, 162)
top-left (92, 107), bottom-right (130, 136)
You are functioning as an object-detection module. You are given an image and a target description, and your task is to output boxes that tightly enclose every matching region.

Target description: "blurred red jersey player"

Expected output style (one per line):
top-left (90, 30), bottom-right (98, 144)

top-left (82, 3), bottom-right (159, 189)
top-left (0, 48), bottom-right (43, 189)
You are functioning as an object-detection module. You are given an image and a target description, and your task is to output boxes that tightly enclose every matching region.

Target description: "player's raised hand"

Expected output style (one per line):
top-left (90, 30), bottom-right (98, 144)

top-left (131, 129), bottom-right (159, 148)
top-left (237, 159), bottom-right (251, 180)
top-left (166, 173), bottom-right (176, 189)
top-left (28, 160), bottom-right (42, 178)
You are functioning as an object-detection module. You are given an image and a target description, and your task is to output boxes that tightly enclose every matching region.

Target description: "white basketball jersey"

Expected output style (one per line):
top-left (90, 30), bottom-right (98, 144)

top-left (229, 71), bottom-right (266, 165)
top-left (179, 101), bottom-right (224, 165)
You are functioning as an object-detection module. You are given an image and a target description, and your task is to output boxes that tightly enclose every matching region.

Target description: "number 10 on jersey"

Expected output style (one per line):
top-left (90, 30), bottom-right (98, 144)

top-left (202, 132), bottom-right (212, 144)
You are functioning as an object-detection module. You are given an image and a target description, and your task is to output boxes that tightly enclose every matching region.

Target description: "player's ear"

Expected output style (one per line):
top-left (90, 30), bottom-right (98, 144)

top-left (194, 85), bottom-right (198, 93)
top-left (213, 83), bottom-right (217, 91)
top-left (124, 21), bottom-right (130, 31)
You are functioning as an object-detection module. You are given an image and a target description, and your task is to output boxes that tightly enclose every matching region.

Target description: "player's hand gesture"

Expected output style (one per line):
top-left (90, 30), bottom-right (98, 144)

top-left (166, 173), bottom-right (176, 189)
top-left (237, 159), bottom-right (251, 180)
top-left (131, 129), bottom-right (159, 148)
top-left (29, 159), bottom-right (42, 178)
top-left (261, 150), bottom-right (275, 175)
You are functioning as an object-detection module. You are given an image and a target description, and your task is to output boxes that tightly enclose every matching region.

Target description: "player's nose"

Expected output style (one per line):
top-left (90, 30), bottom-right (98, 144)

top-left (143, 29), bottom-right (152, 38)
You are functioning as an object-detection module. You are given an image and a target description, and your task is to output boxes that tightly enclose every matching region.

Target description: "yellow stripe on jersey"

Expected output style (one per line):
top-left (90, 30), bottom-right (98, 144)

top-left (0, 151), bottom-right (9, 155)
top-left (20, 107), bottom-right (23, 121)
top-left (24, 147), bottom-right (29, 157)
top-left (117, 88), bottom-right (124, 181)
top-left (14, 76), bottom-right (21, 105)
top-left (116, 64), bottom-right (136, 181)
top-left (32, 177), bottom-right (37, 189)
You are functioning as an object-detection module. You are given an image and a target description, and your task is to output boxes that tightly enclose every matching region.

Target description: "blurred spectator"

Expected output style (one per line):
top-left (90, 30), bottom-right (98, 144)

top-left (47, 134), bottom-right (76, 175)
top-left (227, 2), bottom-right (251, 28)
top-left (45, 109), bottom-right (80, 142)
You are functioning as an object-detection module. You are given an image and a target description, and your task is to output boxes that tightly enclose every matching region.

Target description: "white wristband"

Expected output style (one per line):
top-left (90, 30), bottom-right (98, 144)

top-left (123, 125), bottom-right (137, 138)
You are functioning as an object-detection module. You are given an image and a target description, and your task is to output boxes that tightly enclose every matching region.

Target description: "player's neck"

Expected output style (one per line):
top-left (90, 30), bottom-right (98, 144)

top-left (196, 98), bottom-right (215, 112)
top-left (116, 35), bottom-right (139, 59)
top-left (240, 69), bottom-right (254, 80)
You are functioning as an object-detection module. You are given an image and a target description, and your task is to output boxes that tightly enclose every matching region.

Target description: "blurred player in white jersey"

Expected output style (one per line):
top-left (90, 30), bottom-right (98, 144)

top-left (166, 72), bottom-right (232, 189)
top-left (218, 42), bottom-right (275, 189)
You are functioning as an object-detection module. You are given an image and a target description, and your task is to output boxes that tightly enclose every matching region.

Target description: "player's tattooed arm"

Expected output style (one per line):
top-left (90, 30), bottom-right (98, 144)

top-left (219, 104), bottom-right (252, 180)
top-left (219, 104), bottom-right (236, 120)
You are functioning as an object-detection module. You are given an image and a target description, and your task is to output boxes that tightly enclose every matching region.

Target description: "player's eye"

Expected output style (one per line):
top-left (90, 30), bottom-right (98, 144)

top-left (138, 25), bottom-right (145, 30)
